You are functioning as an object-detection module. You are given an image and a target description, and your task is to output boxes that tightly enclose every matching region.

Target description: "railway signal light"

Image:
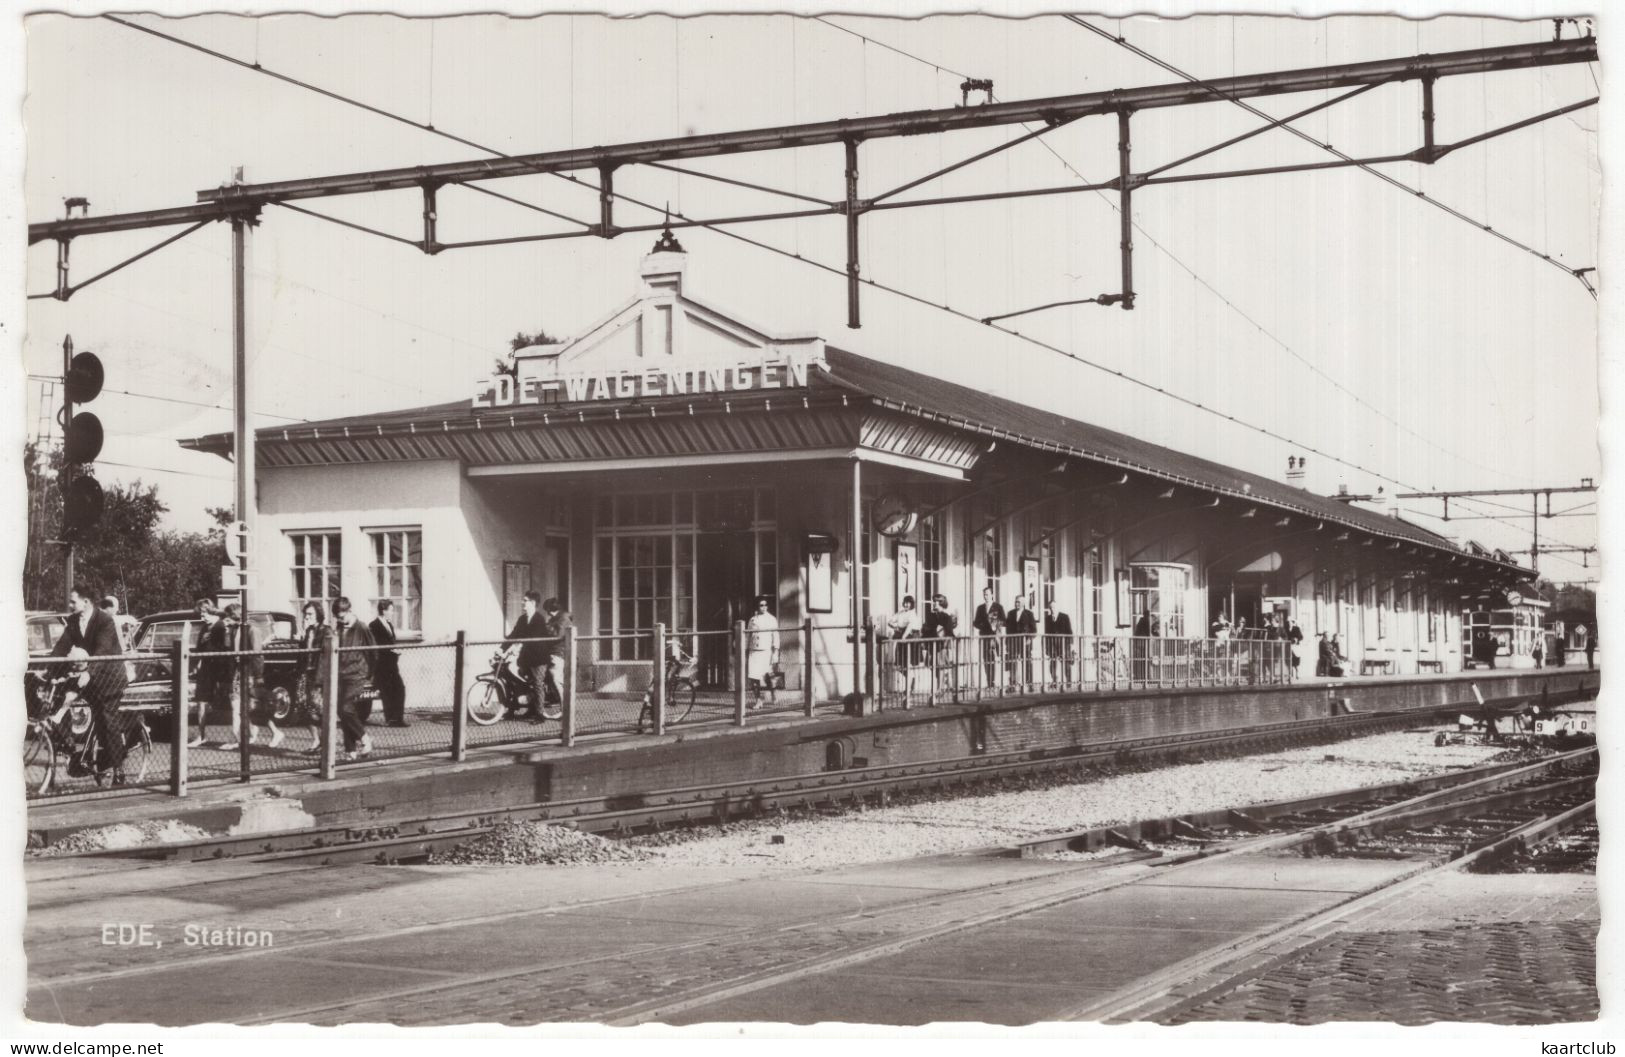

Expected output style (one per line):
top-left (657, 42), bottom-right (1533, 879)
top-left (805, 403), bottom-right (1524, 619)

top-left (61, 345), bottom-right (106, 540)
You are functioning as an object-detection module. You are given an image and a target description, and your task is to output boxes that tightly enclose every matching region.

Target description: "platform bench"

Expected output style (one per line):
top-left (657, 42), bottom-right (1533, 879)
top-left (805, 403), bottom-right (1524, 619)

top-left (1359, 658), bottom-right (1393, 676)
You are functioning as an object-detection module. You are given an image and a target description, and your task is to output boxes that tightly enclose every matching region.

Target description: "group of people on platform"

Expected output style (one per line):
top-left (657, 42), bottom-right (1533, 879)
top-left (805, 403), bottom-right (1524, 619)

top-left (188, 595), bottom-right (410, 762)
top-left (876, 593), bottom-right (1335, 693)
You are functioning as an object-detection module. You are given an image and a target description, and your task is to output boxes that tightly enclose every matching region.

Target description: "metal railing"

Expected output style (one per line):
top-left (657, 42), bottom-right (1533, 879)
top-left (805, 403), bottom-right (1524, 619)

top-left (27, 622), bottom-right (1315, 800)
top-left (873, 633), bottom-right (1297, 710)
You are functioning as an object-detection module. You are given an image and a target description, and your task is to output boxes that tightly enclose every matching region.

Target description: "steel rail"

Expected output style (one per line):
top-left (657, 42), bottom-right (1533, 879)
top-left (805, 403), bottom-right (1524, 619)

top-left (1014, 745), bottom-right (1596, 857)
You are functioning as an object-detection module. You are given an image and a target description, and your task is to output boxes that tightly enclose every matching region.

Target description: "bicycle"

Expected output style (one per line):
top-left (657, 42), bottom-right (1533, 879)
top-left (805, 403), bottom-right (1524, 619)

top-left (637, 646), bottom-right (701, 732)
top-left (25, 672), bottom-right (153, 795)
top-left (466, 651), bottom-right (563, 726)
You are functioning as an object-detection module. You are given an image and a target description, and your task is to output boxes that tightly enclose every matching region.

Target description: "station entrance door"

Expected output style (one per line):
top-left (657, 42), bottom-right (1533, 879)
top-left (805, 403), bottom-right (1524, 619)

top-left (696, 531), bottom-right (756, 686)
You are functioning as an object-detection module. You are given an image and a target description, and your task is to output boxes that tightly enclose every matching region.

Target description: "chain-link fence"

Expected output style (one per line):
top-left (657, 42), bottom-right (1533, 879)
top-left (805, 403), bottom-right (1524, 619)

top-left (875, 632), bottom-right (1298, 709)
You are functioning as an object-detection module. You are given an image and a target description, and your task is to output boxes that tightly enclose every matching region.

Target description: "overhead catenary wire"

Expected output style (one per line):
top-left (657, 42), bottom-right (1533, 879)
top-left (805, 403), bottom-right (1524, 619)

top-left (811, 16), bottom-right (1527, 490)
top-left (96, 14), bottom-right (1584, 561)
top-left (25, 373), bottom-right (309, 422)
top-left (809, 16), bottom-right (1595, 552)
top-left (1065, 14), bottom-right (1597, 297)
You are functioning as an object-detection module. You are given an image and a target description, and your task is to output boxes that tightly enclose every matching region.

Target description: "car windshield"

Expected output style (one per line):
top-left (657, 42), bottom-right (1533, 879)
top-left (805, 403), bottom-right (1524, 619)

top-left (27, 620), bottom-right (59, 654)
top-left (138, 619), bottom-right (198, 654)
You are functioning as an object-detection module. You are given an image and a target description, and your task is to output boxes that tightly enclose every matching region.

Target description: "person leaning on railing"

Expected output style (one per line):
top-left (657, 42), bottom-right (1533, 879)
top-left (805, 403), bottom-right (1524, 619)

top-left (922, 594), bottom-right (959, 692)
top-left (1043, 599), bottom-right (1073, 686)
top-left (972, 588), bottom-right (1005, 689)
top-left (1006, 596), bottom-right (1037, 689)
top-left (885, 595), bottom-right (922, 694)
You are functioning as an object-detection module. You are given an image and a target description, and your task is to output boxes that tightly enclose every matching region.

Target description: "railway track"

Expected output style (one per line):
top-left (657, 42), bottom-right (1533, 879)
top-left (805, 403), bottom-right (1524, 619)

top-left (605, 745), bottom-right (1598, 1025)
top-left (41, 703), bottom-right (1499, 868)
top-left (26, 745), bottom-right (1594, 1026)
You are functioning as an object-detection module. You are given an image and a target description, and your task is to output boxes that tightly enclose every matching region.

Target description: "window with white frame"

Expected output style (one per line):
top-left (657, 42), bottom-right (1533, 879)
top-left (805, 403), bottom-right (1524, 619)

top-left (1130, 563), bottom-right (1188, 638)
top-left (1088, 546), bottom-right (1105, 636)
top-left (1040, 538), bottom-right (1059, 607)
top-left (919, 514), bottom-right (942, 604)
top-left (290, 532), bottom-right (341, 613)
top-left (367, 528), bottom-right (422, 633)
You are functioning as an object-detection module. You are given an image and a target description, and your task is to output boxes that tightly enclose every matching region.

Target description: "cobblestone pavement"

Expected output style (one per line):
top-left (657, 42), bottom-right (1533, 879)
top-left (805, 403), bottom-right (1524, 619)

top-left (1164, 918), bottom-right (1598, 1025)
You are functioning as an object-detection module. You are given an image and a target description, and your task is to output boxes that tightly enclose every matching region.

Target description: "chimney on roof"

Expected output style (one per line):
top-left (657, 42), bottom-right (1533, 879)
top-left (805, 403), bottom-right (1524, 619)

top-left (1285, 455), bottom-right (1306, 488)
top-left (640, 211), bottom-right (688, 299)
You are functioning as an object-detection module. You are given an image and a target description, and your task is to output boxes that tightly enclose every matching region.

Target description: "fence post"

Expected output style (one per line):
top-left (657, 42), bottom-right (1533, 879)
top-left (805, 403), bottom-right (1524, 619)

top-left (451, 630), bottom-right (467, 762)
top-left (320, 629), bottom-right (338, 779)
top-left (237, 622), bottom-right (251, 782)
top-left (802, 618), bottom-right (815, 717)
top-left (170, 639), bottom-right (189, 797)
top-left (652, 623), bottom-right (667, 736)
top-left (734, 620), bottom-right (748, 726)
top-left (865, 620), bottom-right (880, 714)
top-left (562, 626), bottom-right (577, 748)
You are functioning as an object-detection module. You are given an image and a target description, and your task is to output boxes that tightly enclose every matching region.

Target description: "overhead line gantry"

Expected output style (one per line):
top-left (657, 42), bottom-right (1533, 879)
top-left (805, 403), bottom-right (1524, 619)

top-left (29, 36), bottom-right (1597, 327)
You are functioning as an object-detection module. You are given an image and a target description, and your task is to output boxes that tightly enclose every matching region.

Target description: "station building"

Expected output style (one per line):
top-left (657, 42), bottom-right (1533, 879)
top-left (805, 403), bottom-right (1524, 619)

top-left (184, 234), bottom-right (1535, 699)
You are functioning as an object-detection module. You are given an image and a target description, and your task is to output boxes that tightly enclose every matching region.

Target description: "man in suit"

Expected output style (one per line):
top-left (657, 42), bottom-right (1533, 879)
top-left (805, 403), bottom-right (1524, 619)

top-left (52, 585), bottom-right (131, 779)
top-left (504, 591), bottom-right (550, 721)
top-left (972, 587), bottom-right (1006, 689)
top-left (369, 600), bottom-right (408, 727)
top-left (1005, 595), bottom-right (1038, 689)
top-left (1043, 599), bottom-right (1074, 686)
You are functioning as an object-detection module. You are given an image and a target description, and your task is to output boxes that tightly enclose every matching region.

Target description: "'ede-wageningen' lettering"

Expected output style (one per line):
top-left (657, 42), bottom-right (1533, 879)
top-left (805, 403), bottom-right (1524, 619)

top-left (472, 354), bottom-right (815, 408)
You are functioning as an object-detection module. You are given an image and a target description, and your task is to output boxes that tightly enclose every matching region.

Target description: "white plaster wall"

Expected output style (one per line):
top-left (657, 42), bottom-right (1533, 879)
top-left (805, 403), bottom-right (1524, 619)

top-left (255, 461), bottom-right (464, 639)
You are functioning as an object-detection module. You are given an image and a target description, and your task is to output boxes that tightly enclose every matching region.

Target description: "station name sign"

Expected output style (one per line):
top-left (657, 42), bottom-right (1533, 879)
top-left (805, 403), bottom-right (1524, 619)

top-left (472, 353), bottom-right (818, 408)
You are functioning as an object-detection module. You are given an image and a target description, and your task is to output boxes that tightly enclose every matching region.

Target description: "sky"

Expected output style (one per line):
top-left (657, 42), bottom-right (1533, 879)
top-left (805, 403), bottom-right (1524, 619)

top-left (11, 3), bottom-right (1606, 587)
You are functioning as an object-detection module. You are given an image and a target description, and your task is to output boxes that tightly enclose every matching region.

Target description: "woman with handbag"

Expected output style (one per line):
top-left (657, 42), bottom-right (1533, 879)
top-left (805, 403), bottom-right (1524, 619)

top-left (745, 595), bottom-right (781, 711)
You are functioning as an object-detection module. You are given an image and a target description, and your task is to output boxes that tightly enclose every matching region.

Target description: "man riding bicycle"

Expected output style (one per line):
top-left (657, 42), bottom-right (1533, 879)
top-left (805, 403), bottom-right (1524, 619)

top-left (503, 591), bottom-right (553, 722)
top-left (51, 585), bottom-right (130, 782)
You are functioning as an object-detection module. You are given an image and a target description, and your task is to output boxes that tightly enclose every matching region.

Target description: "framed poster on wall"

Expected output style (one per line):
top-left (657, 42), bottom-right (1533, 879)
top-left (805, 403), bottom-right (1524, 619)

top-left (895, 541), bottom-right (918, 609)
top-left (1021, 557), bottom-right (1040, 608)
top-left (503, 562), bottom-right (531, 627)
top-left (1115, 568), bottom-right (1132, 628)
top-left (805, 535), bottom-right (837, 614)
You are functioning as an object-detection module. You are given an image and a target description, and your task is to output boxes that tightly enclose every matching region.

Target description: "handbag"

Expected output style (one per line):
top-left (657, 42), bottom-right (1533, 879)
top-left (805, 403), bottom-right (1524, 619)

top-left (768, 662), bottom-right (786, 691)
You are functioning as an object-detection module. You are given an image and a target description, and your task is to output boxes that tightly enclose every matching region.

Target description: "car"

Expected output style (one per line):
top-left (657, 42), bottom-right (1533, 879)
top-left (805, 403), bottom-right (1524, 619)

top-left (121, 609), bottom-right (301, 716)
top-left (25, 612), bottom-right (69, 658)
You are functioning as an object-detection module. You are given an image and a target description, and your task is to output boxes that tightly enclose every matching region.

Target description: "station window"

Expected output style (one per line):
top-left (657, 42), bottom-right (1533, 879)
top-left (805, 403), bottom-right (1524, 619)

top-left (289, 532), bottom-right (341, 614)
top-left (919, 514), bottom-right (942, 605)
top-left (982, 527), bottom-right (1003, 600)
top-left (367, 528), bottom-right (422, 634)
top-left (1088, 546), bottom-right (1105, 636)
top-left (1130, 563), bottom-right (1188, 638)
top-left (1040, 538), bottom-right (1059, 608)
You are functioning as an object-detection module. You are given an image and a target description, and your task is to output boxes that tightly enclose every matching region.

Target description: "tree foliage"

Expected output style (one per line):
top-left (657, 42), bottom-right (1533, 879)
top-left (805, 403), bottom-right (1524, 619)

top-left (24, 440), bottom-right (228, 614)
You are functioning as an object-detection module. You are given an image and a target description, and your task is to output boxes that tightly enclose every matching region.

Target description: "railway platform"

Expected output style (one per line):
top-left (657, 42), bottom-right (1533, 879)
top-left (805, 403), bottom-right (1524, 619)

top-left (26, 665), bottom-right (1598, 850)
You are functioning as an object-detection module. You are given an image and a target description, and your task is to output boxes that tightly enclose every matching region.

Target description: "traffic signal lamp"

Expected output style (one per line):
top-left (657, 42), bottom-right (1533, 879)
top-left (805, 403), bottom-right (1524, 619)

top-left (61, 349), bottom-right (105, 540)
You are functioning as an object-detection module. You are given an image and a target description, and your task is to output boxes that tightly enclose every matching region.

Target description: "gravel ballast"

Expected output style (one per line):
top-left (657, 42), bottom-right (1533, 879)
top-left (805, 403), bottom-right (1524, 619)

top-left (619, 729), bottom-right (1514, 872)
top-left (429, 820), bottom-right (654, 866)
top-left (37, 819), bottom-right (211, 856)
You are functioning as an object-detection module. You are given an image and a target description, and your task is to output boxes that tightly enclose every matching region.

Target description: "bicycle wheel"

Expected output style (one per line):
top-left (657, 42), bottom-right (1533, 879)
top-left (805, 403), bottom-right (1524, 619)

top-left (24, 723), bottom-right (55, 795)
top-left (122, 721), bottom-right (154, 784)
top-left (669, 679), bottom-right (699, 725)
top-left (465, 678), bottom-right (507, 725)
